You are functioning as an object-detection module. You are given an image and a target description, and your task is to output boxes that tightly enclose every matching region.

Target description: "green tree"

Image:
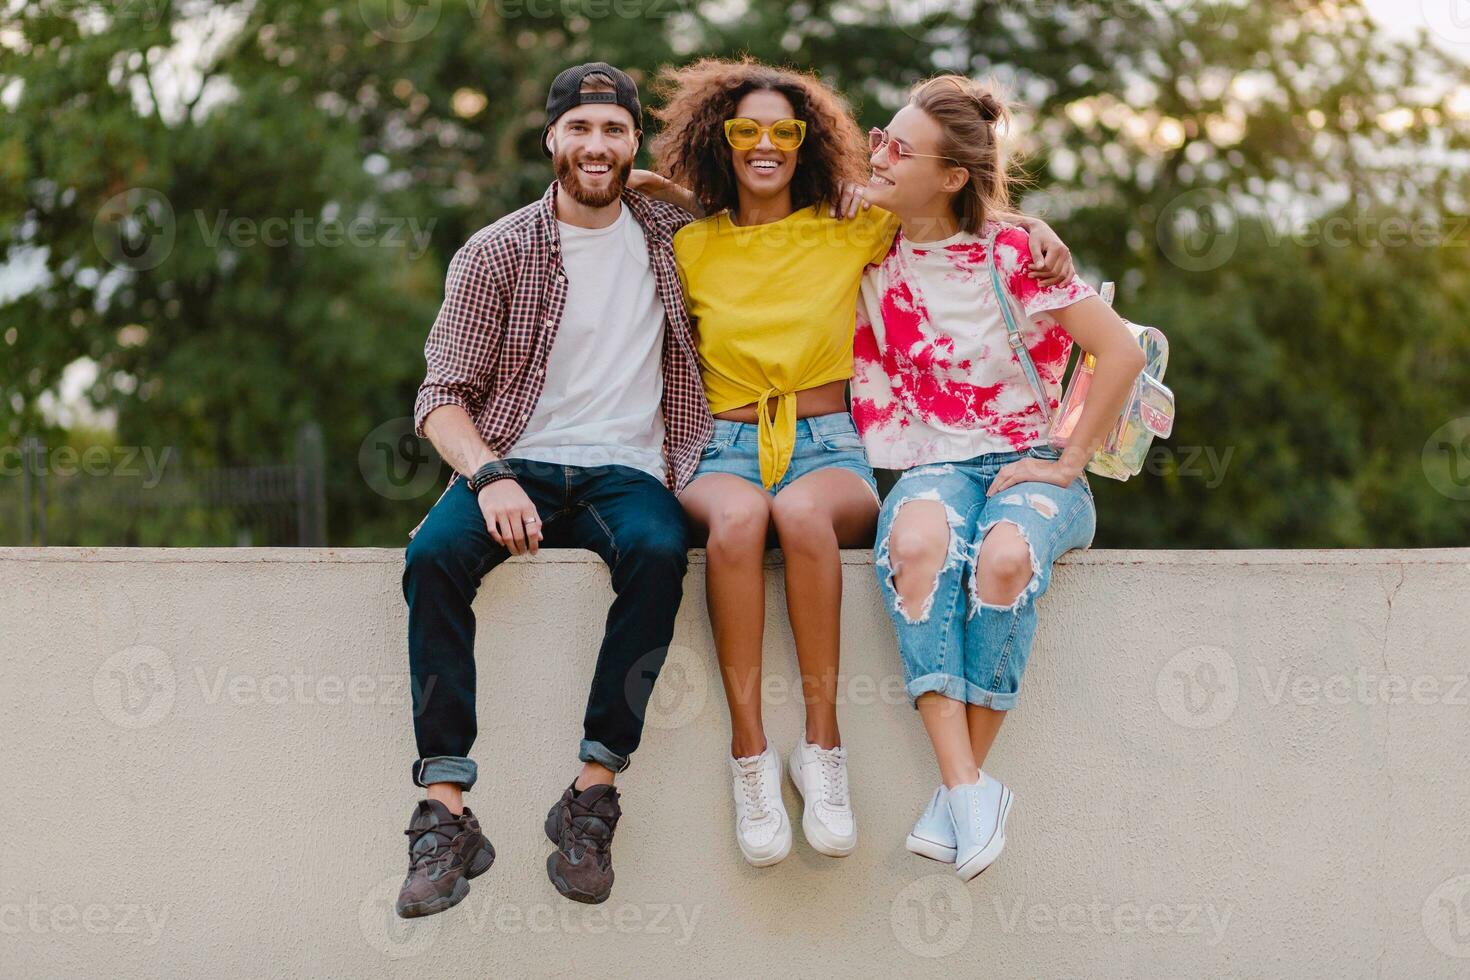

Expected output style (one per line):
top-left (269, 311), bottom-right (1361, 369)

top-left (2, 0), bottom-right (1466, 547)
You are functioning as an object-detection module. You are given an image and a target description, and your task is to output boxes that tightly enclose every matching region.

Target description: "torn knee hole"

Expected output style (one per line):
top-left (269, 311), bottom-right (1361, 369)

top-left (878, 493), bottom-right (969, 625)
top-left (1025, 493), bottom-right (1060, 519)
top-left (968, 520), bottom-right (1043, 615)
top-left (997, 492), bottom-right (1060, 519)
top-left (894, 580), bottom-right (939, 624)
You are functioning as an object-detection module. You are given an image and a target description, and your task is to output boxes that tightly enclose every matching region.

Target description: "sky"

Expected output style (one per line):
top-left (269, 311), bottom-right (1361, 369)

top-left (1363, 0), bottom-right (1470, 53)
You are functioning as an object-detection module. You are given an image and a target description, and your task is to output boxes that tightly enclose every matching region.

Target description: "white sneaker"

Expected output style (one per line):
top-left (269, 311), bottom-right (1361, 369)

top-left (787, 740), bottom-right (857, 857)
top-left (947, 771), bottom-right (1013, 881)
top-left (729, 744), bottom-right (792, 867)
top-left (905, 785), bottom-right (958, 863)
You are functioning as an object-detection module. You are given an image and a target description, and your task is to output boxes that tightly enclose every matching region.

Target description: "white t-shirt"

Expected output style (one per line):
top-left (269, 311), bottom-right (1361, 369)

top-left (853, 221), bottom-right (1096, 469)
top-left (506, 204), bottom-right (667, 482)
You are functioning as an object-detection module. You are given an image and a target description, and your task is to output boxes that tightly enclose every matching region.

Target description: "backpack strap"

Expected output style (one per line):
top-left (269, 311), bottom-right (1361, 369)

top-left (986, 226), bottom-right (1054, 426)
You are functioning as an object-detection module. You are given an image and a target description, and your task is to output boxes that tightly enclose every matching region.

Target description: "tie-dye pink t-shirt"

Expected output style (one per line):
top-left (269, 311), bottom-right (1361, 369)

top-left (852, 220), bottom-right (1097, 470)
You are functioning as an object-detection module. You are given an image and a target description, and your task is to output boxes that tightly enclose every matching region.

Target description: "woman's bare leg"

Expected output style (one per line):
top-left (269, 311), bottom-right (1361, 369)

top-left (963, 521), bottom-right (1031, 768)
top-left (680, 473), bottom-right (773, 758)
top-left (918, 693), bottom-right (978, 788)
top-left (965, 706), bottom-right (1005, 770)
top-left (888, 501), bottom-right (981, 785)
top-left (769, 468), bottom-right (879, 749)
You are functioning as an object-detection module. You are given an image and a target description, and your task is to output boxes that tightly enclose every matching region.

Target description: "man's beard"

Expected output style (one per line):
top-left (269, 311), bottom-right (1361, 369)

top-left (554, 153), bottom-right (632, 208)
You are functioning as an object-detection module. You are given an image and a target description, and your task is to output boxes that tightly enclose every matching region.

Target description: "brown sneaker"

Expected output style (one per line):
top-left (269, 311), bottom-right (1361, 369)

top-left (544, 781), bottom-right (621, 904)
top-left (395, 799), bottom-right (495, 918)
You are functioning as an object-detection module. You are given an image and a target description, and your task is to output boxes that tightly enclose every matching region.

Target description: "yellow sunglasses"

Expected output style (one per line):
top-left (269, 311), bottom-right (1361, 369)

top-left (724, 117), bottom-right (807, 152)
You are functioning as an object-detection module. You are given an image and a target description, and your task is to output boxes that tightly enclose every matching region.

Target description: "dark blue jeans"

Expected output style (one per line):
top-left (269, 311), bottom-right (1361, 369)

top-left (403, 459), bottom-right (690, 790)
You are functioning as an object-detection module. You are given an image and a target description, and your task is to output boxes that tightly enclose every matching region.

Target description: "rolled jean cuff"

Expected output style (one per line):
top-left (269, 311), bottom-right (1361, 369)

top-left (905, 672), bottom-right (1018, 711)
top-left (413, 755), bottom-right (478, 790)
top-left (578, 739), bottom-right (630, 773)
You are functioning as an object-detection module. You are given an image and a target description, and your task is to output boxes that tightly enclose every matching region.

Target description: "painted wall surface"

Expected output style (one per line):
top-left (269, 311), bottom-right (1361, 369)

top-left (2, 547), bottom-right (1468, 978)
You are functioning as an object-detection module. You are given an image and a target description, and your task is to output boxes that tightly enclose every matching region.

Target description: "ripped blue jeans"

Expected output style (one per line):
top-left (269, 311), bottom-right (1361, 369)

top-left (873, 446), bottom-right (1096, 710)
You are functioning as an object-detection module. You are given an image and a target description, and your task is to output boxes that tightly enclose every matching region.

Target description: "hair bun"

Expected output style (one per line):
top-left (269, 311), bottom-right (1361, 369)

top-left (973, 90), bottom-right (1002, 124)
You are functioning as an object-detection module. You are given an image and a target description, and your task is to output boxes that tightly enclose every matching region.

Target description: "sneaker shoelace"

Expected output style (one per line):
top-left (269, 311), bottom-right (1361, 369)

top-left (738, 758), bottom-right (772, 823)
top-left (565, 794), bottom-right (620, 865)
top-left (404, 814), bottom-right (470, 872)
top-left (813, 746), bottom-right (849, 808)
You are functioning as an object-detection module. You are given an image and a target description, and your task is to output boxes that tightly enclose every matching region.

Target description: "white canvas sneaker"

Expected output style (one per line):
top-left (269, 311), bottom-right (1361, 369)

top-left (729, 744), bottom-right (792, 867)
top-left (905, 785), bottom-right (958, 863)
top-left (947, 771), bottom-right (1014, 881)
top-left (787, 740), bottom-right (857, 857)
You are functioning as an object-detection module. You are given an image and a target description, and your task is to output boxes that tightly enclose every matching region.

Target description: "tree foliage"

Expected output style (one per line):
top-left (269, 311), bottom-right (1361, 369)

top-left (1, 0), bottom-right (1467, 546)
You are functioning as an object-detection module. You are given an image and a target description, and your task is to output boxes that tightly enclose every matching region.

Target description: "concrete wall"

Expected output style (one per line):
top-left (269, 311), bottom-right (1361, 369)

top-left (2, 546), bottom-right (1469, 979)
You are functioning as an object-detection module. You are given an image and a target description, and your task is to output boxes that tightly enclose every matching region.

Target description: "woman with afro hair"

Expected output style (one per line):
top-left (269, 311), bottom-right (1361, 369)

top-left (631, 57), bottom-right (1073, 867)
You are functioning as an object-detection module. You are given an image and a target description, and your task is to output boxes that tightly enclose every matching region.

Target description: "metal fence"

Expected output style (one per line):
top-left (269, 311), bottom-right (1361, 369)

top-left (3, 423), bottom-right (326, 547)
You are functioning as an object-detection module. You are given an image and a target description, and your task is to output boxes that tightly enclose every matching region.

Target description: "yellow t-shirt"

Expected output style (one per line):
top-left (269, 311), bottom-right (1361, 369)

top-left (673, 204), bottom-right (900, 487)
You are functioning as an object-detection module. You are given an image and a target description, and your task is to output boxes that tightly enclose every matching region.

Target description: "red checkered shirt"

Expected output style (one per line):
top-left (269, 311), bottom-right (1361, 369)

top-left (413, 182), bottom-right (713, 502)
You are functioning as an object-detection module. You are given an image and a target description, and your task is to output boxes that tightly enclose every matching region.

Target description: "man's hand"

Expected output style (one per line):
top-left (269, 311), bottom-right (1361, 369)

top-left (1019, 219), bottom-right (1074, 287)
top-left (477, 479), bottom-right (543, 555)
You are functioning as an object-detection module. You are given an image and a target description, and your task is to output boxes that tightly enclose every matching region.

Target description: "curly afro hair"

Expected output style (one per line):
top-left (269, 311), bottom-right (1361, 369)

top-left (649, 57), bottom-right (868, 216)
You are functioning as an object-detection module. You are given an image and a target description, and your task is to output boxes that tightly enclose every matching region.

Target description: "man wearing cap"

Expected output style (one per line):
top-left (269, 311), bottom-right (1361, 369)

top-left (394, 62), bottom-right (711, 915)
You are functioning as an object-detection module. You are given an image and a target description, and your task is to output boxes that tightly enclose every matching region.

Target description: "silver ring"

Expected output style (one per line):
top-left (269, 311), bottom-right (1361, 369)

top-left (525, 517), bottom-right (539, 525)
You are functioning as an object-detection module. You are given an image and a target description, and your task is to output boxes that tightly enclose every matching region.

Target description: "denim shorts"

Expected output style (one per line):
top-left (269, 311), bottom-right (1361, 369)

top-left (873, 445), bottom-right (1096, 710)
top-left (692, 411), bottom-right (879, 503)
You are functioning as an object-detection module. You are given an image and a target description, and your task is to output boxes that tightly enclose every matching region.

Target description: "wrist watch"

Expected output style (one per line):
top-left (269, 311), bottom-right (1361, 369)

top-left (466, 459), bottom-right (517, 494)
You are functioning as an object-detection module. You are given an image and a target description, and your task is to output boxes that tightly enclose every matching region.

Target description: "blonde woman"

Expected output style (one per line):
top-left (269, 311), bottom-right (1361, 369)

top-left (855, 76), bottom-right (1145, 879)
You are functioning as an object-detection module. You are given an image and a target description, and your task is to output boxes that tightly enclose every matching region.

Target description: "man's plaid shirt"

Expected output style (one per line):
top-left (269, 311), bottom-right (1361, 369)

top-left (413, 181), bottom-right (713, 499)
